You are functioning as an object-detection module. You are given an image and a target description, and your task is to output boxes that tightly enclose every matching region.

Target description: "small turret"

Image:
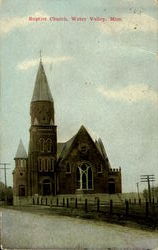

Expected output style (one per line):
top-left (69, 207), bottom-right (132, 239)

top-left (14, 139), bottom-right (27, 168)
top-left (13, 139), bottom-right (28, 197)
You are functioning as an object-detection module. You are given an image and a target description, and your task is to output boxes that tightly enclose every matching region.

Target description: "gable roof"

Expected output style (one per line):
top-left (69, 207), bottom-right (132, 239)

top-left (31, 61), bottom-right (53, 102)
top-left (57, 125), bottom-right (109, 162)
top-left (57, 134), bottom-right (76, 160)
top-left (15, 139), bottom-right (28, 159)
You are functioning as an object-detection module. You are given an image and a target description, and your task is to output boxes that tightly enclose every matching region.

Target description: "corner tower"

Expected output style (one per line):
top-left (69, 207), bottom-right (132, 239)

top-left (28, 59), bottom-right (57, 196)
top-left (13, 140), bottom-right (28, 198)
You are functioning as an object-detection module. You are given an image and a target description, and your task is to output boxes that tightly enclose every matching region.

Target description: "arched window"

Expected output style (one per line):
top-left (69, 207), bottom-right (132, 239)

top-left (47, 139), bottom-right (52, 152)
top-left (17, 159), bottom-right (20, 166)
top-left (39, 158), bottom-right (54, 172)
top-left (44, 159), bottom-right (48, 171)
top-left (38, 158), bottom-right (42, 171)
top-left (88, 168), bottom-right (92, 189)
top-left (48, 158), bottom-right (51, 171)
top-left (82, 173), bottom-right (87, 189)
top-left (81, 164), bottom-right (87, 171)
top-left (41, 159), bottom-right (45, 171)
top-left (76, 163), bottom-right (93, 190)
top-left (51, 159), bottom-right (54, 171)
top-left (23, 160), bottom-right (26, 168)
top-left (39, 138), bottom-right (45, 152)
top-left (76, 167), bottom-right (80, 189)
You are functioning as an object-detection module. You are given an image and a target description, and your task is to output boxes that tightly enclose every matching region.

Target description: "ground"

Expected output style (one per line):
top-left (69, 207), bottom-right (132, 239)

top-left (1, 207), bottom-right (158, 249)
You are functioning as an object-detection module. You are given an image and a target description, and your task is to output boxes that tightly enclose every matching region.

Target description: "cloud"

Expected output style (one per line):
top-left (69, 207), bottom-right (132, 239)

top-left (0, 11), bottom-right (48, 35)
top-left (17, 56), bottom-right (73, 70)
top-left (99, 14), bottom-right (158, 34)
top-left (97, 84), bottom-right (158, 105)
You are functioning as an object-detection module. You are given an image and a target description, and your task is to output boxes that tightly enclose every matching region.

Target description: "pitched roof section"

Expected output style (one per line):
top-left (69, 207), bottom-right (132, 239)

top-left (95, 138), bottom-right (108, 160)
top-left (57, 135), bottom-right (76, 160)
top-left (95, 138), bottom-right (111, 168)
top-left (31, 61), bottom-right (53, 102)
top-left (58, 125), bottom-right (91, 160)
top-left (57, 125), bottom-right (109, 162)
top-left (15, 139), bottom-right (28, 159)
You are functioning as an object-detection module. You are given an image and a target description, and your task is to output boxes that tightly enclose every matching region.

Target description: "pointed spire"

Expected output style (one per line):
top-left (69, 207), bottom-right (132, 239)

top-left (15, 139), bottom-right (27, 159)
top-left (31, 58), bottom-right (53, 102)
top-left (79, 125), bottom-right (87, 133)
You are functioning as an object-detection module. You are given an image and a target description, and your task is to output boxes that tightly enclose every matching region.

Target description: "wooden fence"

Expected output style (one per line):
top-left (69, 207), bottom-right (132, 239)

top-left (32, 196), bottom-right (158, 222)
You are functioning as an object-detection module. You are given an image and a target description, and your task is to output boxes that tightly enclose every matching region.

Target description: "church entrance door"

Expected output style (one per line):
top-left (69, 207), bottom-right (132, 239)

top-left (108, 178), bottom-right (116, 194)
top-left (42, 179), bottom-right (51, 195)
top-left (108, 183), bottom-right (115, 194)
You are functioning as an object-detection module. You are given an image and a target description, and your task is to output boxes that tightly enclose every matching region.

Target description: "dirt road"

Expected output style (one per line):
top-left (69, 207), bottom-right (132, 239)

top-left (1, 208), bottom-right (158, 249)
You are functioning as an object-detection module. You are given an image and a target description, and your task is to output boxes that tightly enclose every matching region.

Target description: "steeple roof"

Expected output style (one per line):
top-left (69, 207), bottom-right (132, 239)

top-left (15, 139), bottom-right (27, 159)
top-left (31, 61), bottom-right (53, 102)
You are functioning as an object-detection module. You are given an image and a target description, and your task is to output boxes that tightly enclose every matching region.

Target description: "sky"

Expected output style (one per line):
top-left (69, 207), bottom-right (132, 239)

top-left (0, 0), bottom-right (158, 192)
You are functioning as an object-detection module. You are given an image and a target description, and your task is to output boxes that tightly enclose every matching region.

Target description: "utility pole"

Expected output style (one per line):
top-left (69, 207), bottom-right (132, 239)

top-left (140, 175), bottom-right (155, 204)
top-left (136, 182), bottom-right (140, 199)
top-left (0, 163), bottom-right (11, 187)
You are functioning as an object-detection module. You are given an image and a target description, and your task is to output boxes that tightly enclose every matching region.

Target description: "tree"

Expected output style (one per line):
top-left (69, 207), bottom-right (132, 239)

top-left (151, 186), bottom-right (158, 197)
top-left (0, 181), bottom-right (13, 204)
top-left (0, 181), bottom-right (6, 200)
top-left (143, 188), bottom-right (148, 199)
top-left (143, 186), bottom-right (158, 199)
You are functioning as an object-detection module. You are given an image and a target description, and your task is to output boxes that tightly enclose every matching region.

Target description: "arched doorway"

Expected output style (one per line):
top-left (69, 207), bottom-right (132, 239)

top-left (108, 178), bottom-right (115, 194)
top-left (19, 185), bottom-right (25, 196)
top-left (42, 179), bottom-right (51, 195)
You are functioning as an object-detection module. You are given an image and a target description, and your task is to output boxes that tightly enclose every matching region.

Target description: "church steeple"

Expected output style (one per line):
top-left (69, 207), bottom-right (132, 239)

top-left (30, 58), bottom-right (55, 125)
top-left (31, 60), bottom-right (53, 102)
top-left (28, 56), bottom-right (57, 196)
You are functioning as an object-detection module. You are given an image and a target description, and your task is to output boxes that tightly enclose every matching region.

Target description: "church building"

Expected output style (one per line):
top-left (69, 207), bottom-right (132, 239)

top-left (13, 59), bottom-right (122, 201)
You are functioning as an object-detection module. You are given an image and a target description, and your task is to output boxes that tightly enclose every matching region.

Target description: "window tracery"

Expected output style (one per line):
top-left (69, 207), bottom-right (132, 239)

top-left (76, 162), bottom-right (93, 190)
